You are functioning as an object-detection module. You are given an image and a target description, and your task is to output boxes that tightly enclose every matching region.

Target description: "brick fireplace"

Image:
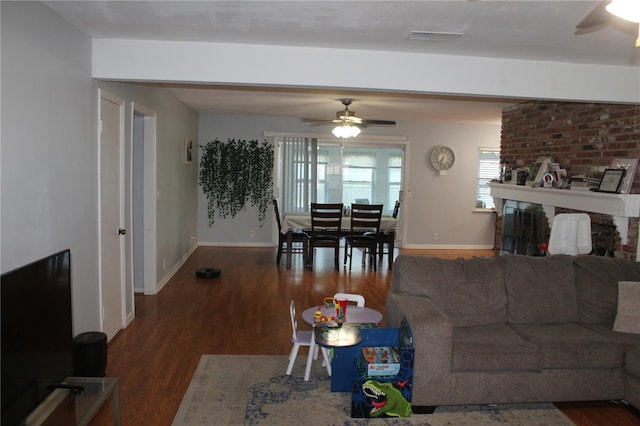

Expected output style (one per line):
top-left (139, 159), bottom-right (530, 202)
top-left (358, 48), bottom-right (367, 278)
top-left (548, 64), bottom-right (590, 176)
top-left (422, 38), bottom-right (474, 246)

top-left (495, 101), bottom-right (640, 260)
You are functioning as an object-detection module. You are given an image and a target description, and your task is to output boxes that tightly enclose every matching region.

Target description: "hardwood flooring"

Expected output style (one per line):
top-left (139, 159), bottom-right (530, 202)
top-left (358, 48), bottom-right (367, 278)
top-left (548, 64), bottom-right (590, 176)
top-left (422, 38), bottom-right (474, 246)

top-left (90, 246), bottom-right (640, 425)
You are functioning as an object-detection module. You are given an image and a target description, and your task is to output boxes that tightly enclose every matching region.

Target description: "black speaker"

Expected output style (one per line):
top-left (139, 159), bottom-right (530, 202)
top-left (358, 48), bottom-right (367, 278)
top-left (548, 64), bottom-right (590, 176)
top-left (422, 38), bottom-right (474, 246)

top-left (72, 331), bottom-right (107, 377)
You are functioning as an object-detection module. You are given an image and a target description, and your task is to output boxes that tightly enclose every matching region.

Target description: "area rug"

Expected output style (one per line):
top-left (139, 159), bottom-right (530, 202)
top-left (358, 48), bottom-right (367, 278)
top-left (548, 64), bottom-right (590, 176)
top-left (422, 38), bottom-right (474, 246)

top-left (172, 355), bottom-right (574, 425)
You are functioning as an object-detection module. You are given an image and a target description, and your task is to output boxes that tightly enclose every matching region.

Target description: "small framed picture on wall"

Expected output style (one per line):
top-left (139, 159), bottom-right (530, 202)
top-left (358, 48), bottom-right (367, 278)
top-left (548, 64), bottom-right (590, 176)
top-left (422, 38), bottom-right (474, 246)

top-left (184, 138), bottom-right (193, 164)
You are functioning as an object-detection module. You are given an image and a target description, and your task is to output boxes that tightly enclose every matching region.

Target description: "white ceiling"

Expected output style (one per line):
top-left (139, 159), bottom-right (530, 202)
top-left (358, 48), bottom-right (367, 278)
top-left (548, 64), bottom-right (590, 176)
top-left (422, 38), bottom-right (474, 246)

top-left (44, 0), bottom-right (640, 124)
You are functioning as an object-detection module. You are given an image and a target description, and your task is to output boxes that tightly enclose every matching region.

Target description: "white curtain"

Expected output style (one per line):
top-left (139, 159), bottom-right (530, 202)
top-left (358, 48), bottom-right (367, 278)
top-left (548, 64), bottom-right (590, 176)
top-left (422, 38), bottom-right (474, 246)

top-left (280, 137), bottom-right (317, 213)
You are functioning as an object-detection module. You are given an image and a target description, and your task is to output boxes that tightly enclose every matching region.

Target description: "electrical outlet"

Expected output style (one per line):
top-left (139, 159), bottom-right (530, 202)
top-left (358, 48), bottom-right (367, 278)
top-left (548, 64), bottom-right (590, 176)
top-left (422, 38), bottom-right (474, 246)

top-left (249, 230), bottom-right (255, 237)
top-left (433, 232), bottom-right (439, 240)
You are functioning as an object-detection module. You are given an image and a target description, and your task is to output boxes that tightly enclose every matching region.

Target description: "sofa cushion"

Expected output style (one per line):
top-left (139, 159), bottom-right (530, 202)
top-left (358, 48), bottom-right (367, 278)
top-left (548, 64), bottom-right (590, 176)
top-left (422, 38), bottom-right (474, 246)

top-left (499, 255), bottom-right (578, 324)
top-left (452, 324), bottom-right (542, 372)
top-left (392, 255), bottom-right (506, 327)
top-left (583, 323), bottom-right (640, 351)
top-left (573, 255), bottom-right (627, 326)
top-left (510, 323), bottom-right (624, 369)
top-left (627, 349), bottom-right (640, 378)
top-left (613, 281), bottom-right (640, 334)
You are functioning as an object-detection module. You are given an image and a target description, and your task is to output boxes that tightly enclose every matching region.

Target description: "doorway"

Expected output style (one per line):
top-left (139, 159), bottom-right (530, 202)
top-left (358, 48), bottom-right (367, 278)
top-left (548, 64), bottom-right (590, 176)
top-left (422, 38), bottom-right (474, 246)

top-left (131, 104), bottom-right (157, 296)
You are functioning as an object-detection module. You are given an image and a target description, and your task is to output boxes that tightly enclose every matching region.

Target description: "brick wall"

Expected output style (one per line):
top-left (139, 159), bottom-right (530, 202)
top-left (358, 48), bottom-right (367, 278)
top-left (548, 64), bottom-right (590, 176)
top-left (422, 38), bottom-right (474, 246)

top-left (496, 101), bottom-right (640, 260)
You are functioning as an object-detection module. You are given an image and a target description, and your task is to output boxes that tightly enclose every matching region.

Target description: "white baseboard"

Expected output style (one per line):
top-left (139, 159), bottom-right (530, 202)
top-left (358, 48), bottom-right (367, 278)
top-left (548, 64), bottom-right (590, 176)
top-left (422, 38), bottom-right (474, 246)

top-left (155, 243), bottom-right (199, 294)
top-left (198, 241), bottom-right (274, 248)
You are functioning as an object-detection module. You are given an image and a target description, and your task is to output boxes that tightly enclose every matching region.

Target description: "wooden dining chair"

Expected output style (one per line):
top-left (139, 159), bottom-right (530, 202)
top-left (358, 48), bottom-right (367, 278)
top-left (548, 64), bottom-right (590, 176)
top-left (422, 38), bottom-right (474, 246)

top-left (377, 200), bottom-right (401, 267)
top-left (344, 203), bottom-right (383, 271)
top-left (306, 203), bottom-right (343, 271)
top-left (273, 199), bottom-right (307, 266)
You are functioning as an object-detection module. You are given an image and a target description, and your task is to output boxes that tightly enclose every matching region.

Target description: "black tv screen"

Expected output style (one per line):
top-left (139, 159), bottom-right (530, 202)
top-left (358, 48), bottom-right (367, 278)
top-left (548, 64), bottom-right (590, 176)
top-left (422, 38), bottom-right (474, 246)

top-left (1, 249), bottom-right (73, 426)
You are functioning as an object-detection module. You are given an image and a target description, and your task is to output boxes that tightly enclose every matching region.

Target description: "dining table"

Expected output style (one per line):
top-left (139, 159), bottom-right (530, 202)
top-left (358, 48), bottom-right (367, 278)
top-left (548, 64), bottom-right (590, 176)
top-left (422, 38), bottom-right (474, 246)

top-left (281, 213), bottom-right (397, 269)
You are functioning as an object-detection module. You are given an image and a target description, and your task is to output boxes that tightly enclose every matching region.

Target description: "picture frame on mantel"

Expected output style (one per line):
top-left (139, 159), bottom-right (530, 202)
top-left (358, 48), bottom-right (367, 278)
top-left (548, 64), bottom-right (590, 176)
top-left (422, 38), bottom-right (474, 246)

top-left (597, 168), bottom-right (626, 193)
top-left (609, 158), bottom-right (638, 194)
top-left (527, 156), bottom-right (553, 186)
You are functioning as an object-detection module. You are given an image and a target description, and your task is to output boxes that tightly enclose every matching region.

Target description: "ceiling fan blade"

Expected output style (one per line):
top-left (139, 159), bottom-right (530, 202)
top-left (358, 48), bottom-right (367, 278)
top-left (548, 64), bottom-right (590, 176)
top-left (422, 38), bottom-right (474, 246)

top-left (576, 1), bottom-right (611, 32)
top-left (301, 118), bottom-right (340, 124)
top-left (574, 22), bottom-right (609, 35)
top-left (360, 119), bottom-right (396, 127)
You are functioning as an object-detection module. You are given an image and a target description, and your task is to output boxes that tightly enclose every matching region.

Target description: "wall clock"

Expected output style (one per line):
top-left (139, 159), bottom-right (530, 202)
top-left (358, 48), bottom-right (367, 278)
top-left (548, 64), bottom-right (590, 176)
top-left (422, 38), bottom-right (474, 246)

top-left (430, 145), bottom-right (455, 173)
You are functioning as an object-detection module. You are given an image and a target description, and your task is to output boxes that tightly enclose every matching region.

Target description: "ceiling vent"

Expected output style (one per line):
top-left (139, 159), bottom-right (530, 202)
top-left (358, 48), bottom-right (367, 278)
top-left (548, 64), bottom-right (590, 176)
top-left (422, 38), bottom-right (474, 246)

top-left (408, 31), bottom-right (464, 41)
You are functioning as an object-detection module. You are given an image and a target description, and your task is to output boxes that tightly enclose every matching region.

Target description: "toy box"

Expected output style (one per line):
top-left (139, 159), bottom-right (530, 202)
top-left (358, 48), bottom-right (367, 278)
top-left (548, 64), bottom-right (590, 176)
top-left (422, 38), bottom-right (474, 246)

top-left (350, 318), bottom-right (414, 418)
top-left (361, 346), bottom-right (401, 376)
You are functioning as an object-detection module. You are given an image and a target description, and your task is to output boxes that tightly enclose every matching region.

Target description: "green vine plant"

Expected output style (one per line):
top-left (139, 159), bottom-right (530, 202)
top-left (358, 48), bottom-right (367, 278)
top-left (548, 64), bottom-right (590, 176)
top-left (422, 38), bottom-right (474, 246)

top-left (199, 138), bottom-right (274, 227)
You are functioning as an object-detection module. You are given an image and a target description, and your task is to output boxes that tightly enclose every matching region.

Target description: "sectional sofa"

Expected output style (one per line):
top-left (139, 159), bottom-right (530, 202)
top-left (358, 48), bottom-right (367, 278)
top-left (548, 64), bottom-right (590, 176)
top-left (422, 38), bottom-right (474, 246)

top-left (385, 254), bottom-right (640, 411)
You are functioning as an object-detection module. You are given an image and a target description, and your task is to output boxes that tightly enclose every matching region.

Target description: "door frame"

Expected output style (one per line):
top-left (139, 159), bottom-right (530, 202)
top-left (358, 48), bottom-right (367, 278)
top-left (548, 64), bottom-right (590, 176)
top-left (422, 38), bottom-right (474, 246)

top-left (129, 103), bottom-right (158, 296)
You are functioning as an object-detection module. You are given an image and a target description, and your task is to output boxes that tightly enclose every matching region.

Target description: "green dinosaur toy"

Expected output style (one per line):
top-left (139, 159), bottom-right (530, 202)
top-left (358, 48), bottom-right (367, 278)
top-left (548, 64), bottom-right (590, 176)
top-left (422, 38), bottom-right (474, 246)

top-left (361, 380), bottom-right (411, 418)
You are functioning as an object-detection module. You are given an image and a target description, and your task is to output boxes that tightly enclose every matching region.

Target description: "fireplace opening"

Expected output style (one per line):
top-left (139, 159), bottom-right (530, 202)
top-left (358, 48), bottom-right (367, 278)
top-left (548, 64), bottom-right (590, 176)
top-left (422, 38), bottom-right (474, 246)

top-left (501, 201), bottom-right (549, 256)
top-left (501, 200), bottom-right (618, 257)
top-left (591, 222), bottom-right (616, 257)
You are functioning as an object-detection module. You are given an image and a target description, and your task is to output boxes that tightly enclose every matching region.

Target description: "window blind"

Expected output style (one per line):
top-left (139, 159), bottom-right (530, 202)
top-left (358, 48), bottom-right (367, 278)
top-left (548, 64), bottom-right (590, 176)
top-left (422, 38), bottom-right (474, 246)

top-left (477, 148), bottom-right (500, 209)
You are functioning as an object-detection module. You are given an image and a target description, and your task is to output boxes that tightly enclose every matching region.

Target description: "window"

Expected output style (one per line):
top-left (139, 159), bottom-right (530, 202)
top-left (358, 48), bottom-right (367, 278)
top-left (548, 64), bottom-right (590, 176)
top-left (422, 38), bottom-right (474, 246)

top-left (476, 147), bottom-right (500, 209)
top-left (342, 153), bottom-right (375, 205)
top-left (278, 137), bottom-right (403, 214)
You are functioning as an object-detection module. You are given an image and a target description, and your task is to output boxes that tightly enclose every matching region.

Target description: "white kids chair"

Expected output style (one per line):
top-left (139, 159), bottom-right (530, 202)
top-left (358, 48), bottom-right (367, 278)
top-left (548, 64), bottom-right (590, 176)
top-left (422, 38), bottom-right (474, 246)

top-left (286, 299), bottom-right (331, 381)
top-left (333, 293), bottom-right (365, 307)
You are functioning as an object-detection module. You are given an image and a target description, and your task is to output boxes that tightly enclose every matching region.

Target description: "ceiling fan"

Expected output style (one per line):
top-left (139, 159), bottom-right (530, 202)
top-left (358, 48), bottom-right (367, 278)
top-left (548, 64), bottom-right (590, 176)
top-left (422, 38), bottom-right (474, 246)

top-left (302, 98), bottom-right (396, 138)
top-left (575, 0), bottom-right (640, 46)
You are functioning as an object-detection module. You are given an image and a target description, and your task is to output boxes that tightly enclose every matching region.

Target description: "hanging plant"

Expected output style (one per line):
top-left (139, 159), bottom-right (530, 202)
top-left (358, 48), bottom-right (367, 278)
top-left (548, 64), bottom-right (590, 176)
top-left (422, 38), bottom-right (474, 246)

top-left (199, 138), bottom-right (273, 226)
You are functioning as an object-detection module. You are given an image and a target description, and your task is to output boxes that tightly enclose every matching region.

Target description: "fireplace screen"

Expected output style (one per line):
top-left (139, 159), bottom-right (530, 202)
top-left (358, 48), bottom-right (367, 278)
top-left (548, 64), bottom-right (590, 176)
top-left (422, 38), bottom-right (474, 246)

top-left (501, 200), bottom-right (549, 256)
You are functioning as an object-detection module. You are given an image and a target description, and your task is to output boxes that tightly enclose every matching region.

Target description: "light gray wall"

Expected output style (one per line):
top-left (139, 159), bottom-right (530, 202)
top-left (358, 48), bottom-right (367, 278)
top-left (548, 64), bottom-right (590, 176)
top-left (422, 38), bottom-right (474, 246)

top-left (198, 113), bottom-right (500, 248)
top-left (1, 2), bottom-right (200, 336)
top-left (400, 121), bottom-right (499, 248)
top-left (1, 1), bottom-right (99, 334)
top-left (97, 81), bottom-right (199, 283)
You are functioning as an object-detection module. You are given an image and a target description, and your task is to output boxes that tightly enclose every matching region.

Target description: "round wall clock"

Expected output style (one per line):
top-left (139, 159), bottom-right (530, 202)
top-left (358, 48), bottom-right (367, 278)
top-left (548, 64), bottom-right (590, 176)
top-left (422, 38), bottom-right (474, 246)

top-left (430, 145), bottom-right (455, 171)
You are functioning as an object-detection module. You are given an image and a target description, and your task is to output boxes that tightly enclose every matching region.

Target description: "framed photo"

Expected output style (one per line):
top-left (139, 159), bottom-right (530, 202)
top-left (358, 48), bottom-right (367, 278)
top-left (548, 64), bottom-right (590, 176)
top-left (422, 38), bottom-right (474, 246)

top-left (184, 138), bottom-right (193, 164)
top-left (597, 168), bottom-right (626, 193)
top-left (527, 157), bottom-right (553, 186)
top-left (609, 158), bottom-right (638, 194)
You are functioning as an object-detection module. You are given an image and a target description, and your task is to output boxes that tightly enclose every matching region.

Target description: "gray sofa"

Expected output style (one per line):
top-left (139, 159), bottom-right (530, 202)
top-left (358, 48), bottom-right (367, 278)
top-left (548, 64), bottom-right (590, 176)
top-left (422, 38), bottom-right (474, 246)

top-left (385, 254), bottom-right (640, 410)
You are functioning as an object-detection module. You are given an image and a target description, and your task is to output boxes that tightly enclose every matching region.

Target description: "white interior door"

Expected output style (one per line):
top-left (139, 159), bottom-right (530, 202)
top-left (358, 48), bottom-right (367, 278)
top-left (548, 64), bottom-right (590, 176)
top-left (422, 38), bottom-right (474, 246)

top-left (100, 92), bottom-right (125, 341)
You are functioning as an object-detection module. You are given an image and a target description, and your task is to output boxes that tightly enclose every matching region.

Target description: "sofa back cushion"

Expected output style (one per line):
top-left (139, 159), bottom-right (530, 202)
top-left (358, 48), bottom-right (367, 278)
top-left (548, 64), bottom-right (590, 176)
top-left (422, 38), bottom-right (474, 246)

top-left (392, 255), bottom-right (506, 327)
top-left (499, 255), bottom-right (578, 324)
top-left (574, 255), bottom-right (640, 326)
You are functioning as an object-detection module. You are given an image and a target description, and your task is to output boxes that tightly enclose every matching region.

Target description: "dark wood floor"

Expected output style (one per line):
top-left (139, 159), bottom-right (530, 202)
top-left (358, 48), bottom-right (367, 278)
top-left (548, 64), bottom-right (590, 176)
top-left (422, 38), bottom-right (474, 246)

top-left (90, 246), bottom-right (640, 425)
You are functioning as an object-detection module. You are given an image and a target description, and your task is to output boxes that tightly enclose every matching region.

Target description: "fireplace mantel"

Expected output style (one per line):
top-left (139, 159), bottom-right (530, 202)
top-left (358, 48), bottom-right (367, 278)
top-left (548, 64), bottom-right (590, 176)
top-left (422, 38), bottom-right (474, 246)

top-left (488, 182), bottom-right (640, 247)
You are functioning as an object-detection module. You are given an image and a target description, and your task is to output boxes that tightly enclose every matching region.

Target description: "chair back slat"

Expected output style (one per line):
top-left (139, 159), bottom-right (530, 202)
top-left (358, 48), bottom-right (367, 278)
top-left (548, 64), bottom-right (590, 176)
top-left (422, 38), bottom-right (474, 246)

top-left (311, 203), bottom-right (343, 232)
top-left (350, 204), bottom-right (383, 234)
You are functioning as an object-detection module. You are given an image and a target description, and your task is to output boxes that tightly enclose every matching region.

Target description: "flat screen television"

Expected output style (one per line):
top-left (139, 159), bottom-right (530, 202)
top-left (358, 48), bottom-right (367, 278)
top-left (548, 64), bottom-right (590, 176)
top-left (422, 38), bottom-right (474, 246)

top-left (1, 249), bottom-right (73, 426)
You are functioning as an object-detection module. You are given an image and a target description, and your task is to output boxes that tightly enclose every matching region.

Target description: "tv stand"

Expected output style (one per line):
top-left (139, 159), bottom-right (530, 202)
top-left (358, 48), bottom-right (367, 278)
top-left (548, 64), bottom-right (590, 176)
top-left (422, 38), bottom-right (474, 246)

top-left (26, 377), bottom-right (119, 425)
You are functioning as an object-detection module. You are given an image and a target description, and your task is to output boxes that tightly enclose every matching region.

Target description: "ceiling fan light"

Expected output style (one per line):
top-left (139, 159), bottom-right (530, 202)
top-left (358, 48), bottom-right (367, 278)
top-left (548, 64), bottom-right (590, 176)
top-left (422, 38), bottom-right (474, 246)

top-left (332, 124), bottom-right (361, 139)
top-left (606, 0), bottom-right (640, 23)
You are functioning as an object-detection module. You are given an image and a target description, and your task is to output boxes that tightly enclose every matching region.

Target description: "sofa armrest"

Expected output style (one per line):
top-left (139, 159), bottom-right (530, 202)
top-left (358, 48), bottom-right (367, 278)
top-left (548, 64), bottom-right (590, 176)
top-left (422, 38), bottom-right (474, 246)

top-left (386, 291), bottom-right (453, 405)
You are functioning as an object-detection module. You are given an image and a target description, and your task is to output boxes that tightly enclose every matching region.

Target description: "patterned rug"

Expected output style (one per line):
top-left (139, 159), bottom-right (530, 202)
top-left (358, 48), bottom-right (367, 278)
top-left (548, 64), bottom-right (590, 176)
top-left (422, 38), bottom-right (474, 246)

top-left (172, 355), bottom-right (574, 425)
